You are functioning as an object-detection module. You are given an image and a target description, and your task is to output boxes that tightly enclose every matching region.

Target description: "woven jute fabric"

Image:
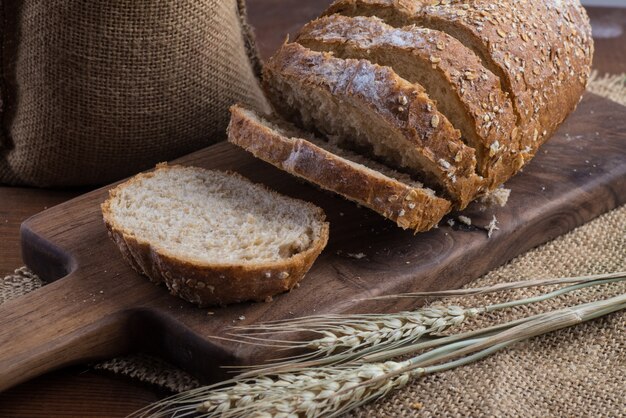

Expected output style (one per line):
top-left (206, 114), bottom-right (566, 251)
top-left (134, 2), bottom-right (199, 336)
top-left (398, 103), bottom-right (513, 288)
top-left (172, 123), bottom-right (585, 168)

top-left (351, 205), bottom-right (626, 418)
top-left (0, 0), bottom-right (269, 186)
top-left (587, 71), bottom-right (626, 107)
top-left (1, 76), bottom-right (625, 416)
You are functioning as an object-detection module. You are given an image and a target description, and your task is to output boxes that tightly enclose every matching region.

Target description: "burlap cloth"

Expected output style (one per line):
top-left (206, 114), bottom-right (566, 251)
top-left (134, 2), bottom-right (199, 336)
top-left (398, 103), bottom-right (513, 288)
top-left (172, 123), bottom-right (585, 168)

top-left (0, 0), bottom-right (268, 187)
top-left (1, 73), bottom-right (624, 416)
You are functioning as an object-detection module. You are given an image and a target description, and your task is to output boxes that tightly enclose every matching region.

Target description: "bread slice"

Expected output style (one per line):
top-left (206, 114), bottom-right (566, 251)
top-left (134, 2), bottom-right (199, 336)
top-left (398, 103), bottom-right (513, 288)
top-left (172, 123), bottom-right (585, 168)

top-left (263, 42), bottom-right (483, 208)
top-left (324, 0), bottom-right (593, 160)
top-left (101, 164), bottom-right (329, 307)
top-left (296, 14), bottom-right (521, 189)
top-left (228, 105), bottom-right (452, 231)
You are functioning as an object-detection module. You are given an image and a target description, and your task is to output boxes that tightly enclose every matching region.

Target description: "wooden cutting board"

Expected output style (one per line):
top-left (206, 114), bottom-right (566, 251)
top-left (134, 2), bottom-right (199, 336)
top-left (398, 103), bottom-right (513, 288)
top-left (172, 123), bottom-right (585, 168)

top-left (0, 93), bottom-right (624, 392)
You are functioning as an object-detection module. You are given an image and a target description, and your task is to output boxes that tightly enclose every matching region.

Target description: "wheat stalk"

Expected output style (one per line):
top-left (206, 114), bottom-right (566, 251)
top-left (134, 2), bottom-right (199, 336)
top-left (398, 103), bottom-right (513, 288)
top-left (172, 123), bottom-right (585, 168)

top-left (133, 360), bottom-right (415, 418)
top-left (226, 273), bottom-right (625, 372)
top-left (131, 292), bottom-right (626, 418)
top-left (361, 271), bottom-right (626, 300)
top-left (226, 305), bottom-right (478, 369)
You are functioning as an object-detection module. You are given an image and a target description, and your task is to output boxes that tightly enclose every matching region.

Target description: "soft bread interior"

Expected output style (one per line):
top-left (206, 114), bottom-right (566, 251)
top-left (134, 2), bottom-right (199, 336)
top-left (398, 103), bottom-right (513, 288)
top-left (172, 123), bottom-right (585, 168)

top-left (243, 107), bottom-right (433, 193)
top-left (105, 166), bottom-right (325, 264)
top-left (228, 105), bottom-right (452, 231)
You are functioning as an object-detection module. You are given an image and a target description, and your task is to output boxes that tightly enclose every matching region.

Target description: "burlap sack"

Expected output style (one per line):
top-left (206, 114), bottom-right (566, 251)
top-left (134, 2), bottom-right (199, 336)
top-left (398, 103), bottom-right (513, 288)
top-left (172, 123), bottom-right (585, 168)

top-left (0, 0), bottom-right (269, 186)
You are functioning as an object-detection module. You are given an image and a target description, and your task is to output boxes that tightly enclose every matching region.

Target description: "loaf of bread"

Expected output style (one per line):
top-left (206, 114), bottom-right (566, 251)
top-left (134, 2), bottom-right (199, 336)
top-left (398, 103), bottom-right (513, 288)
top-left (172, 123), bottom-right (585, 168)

top-left (296, 14), bottom-right (520, 189)
top-left (263, 42), bottom-right (483, 208)
top-left (102, 164), bottom-right (329, 306)
top-left (324, 0), bottom-right (593, 156)
top-left (228, 0), bottom-right (593, 231)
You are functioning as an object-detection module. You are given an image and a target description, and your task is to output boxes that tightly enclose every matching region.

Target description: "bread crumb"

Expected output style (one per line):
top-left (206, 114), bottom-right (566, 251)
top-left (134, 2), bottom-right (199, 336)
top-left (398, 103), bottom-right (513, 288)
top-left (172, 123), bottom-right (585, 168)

top-left (438, 158), bottom-right (451, 170)
top-left (207, 311), bottom-right (214, 315)
top-left (447, 218), bottom-right (455, 227)
top-left (347, 252), bottom-right (366, 259)
top-left (486, 215), bottom-right (500, 238)
top-left (239, 315), bottom-right (246, 320)
top-left (477, 187), bottom-right (511, 207)
top-left (458, 215), bottom-right (472, 226)
top-left (489, 140), bottom-right (500, 156)
top-left (411, 402), bottom-right (423, 410)
top-left (264, 295), bottom-right (273, 303)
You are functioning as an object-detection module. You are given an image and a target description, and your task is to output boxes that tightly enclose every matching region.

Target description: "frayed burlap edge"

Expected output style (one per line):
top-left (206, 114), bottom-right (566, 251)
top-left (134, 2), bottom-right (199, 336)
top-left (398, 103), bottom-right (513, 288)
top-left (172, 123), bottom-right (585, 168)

top-left (236, 0), bottom-right (264, 79)
top-left (93, 355), bottom-right (200, 394)
top-left (1, 75), bottom-right (624, 415)
top-left (0, 0), bottom-right (12, 162)
top-left (0, 266), bottom-right (44, 304)
top-left (588, 71), bottom-right (626, 106)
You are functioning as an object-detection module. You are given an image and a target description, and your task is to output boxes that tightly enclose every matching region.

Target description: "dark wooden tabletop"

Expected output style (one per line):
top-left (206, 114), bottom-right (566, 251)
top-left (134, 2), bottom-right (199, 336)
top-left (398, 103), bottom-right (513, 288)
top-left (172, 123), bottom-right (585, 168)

top-left (0, 2), bottom-right (624, 417)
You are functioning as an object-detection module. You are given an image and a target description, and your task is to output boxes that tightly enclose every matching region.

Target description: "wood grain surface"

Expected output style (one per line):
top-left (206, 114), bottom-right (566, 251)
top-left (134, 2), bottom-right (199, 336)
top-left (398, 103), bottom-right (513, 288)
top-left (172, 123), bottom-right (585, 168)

top-left (0, 2), bottom-right (624, 417)
top-left (587, 7), bottom-right (626, 75)
top-left (1, 90), bottom-right (625, 395)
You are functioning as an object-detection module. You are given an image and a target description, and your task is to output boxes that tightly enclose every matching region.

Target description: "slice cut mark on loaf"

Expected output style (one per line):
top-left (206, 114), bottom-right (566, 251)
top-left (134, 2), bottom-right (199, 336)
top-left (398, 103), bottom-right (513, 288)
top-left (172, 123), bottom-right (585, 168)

top-left (228, 105), bottom-right (452, 231)
top-left (263, 42), bottom-right (482, 208)
top-left (101, 164), bottom-right (329, 306)
top-left (296, 14), bottom-right (520, 187)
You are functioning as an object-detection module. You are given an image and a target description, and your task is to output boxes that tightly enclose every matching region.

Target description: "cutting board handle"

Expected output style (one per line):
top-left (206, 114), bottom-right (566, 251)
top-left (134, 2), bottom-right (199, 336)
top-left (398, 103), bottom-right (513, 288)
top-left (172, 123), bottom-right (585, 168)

top-left (0, 270), bottom-right (134, 392)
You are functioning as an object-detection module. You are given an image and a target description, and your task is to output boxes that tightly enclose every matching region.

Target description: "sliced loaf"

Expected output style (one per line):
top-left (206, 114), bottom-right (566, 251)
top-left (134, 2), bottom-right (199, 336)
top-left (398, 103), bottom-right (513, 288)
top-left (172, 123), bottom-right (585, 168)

top-left (263, 42), bottom-right (483, 208)
top-left (228, 105), bottom-right (452, 231)
top-left (101, 164), bottom-right (329, 306)
top-left (324, 0), bottom-right (593, 160)
top-left (296, 14), bottom-right (521, 189)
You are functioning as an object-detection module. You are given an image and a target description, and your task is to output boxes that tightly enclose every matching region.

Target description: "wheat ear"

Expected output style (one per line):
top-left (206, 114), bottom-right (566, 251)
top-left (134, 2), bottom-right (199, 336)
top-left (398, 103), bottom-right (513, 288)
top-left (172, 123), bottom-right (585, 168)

top-left (131, 293), bottom-right (626, 418)
top-left (227, 273), bottom-right (625, 371)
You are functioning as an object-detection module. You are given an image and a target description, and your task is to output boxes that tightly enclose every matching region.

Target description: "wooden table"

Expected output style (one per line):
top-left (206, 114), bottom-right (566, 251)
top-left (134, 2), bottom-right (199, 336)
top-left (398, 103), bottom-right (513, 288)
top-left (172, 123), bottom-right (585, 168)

top-left (0, 3), bottom-right (624, 416)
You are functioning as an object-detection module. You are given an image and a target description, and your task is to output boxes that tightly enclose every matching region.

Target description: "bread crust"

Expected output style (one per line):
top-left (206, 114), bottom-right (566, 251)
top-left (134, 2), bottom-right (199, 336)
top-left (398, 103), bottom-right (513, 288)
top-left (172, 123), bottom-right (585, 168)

top-left (101, 165), bottom-right (329, 307)
top-left (264, 42), bottom-right (483, 208)
top-left (296, 14), bottom-right (520, 189)
top-left (325, 0), bottom-right (593, 162)
top-left (228, 105), bottom-right (452, 231)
